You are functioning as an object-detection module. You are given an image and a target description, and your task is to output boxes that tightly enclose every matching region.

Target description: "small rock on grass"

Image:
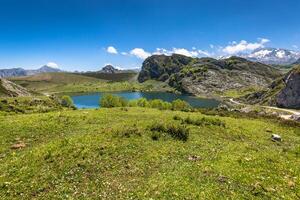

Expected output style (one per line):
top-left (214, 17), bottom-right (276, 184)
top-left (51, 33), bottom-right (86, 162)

top-left (271, 134), bottom-right (282, 142)
top-left (188, 155), bottom-right (201, 161)
top-left (11, 142), bottom-right (26, 149)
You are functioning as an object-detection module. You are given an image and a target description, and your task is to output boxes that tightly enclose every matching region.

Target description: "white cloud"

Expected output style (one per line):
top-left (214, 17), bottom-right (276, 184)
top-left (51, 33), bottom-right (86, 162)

top-left (222, 38), bottom-right (270, 54)
top-left (172, 48), bottom-right (199, 57)
top-left (209, 44), bottom-right (214, 49)
top-left (198, 50), bottom-right (211, 57)
top-left (130, 48), bottom-right (151, 59)
top-left (106, 46), bottom-right (118, 54)
top-left (129, 47), bottom-right (211, 59)
top-left (292, 45), bottom-right (298, 49)
top-left (46, 62), bottom-right (59, 68)
top-left (121, 52), bottom-right (128, 55)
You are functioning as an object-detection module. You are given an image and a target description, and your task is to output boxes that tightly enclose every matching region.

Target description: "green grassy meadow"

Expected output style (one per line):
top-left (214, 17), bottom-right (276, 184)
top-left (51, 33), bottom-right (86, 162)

top-left (0, 107), bottom-right (299, 199)
top-left (9, 72), bottom-right (174, 95)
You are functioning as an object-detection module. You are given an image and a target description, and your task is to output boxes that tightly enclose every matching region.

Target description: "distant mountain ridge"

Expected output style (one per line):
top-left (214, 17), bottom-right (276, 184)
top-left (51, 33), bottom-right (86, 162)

top-left (0, 64), bottom-right (62, 78)
top-left (244, 48), bottom-right (300, 65)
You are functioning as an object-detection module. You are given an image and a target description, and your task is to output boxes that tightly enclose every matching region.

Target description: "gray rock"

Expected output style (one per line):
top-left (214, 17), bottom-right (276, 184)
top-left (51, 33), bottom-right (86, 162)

top-left (271, 134), bottom-right (282, 142)
top-left (290, 114), bottom-right (300, 122)
top-left (276, 68), bottom-right (300, 109)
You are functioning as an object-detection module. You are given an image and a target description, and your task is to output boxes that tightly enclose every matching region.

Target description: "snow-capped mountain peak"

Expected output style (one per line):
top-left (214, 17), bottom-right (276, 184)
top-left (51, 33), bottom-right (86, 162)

top-left (246, 48), bottom-right (300, 65)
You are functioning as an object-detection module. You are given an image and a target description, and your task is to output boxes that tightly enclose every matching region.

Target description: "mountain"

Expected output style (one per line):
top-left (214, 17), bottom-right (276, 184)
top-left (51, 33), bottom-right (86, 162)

top-left (245, 48), bottom-right (300, 65)
top-left (242, 66), bottom-right (300, 109)
top-left (0, 64), bottom-right (62, 78)
top-left (293, 58), bottom-right (300, 65)
top-left (0, 78), bottom-right (31, 97)
top-left (0, 68), bottom-right (27, 78)
top-left (100, 65), bottom-right (120, 73)
top-left (79, 64), bottom-right (138, 81)
top-left (138, 54), bottom-right (282, 96)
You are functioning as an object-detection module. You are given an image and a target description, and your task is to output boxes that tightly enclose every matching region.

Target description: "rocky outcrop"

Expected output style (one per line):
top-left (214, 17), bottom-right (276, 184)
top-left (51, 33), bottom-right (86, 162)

top-left (276, 67), bottom-right (300, 108)
top-left (0, 78), bottom-right (31, 97)
top-left (100, 65), bottom-right (119, 74)
top-left (242, 66), bottom-right (300, 109)
top-left (138, 54), bottom-right (281, 96)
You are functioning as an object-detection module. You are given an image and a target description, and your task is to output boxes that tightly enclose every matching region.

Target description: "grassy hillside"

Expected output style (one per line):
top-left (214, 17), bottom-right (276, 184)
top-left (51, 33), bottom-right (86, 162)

top-left (0, 107), bottom-right (299, 199)
top-left (9, 72), bottom-right (103, 92)
top-left (0, 96), bottom-right (66, 114)
top-left (9, 72), bottom-right (174, 94)
top-left (0, 79), bottom-right (31, 97)
top-left (81, 72), bottom-right (138, 82)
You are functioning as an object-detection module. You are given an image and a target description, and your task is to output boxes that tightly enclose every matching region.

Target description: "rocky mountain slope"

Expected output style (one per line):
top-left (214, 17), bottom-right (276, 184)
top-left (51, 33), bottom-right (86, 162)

top-left (0, 64), bottom-right (61, 78)
top-left (138, 54), bottom-right (282, 96)
top-left (0, 78), bottom-right (31, 97)
top-left (245, 48), bottom-right (300, 65)
top-left (243, 66), bottom-right (300, 109)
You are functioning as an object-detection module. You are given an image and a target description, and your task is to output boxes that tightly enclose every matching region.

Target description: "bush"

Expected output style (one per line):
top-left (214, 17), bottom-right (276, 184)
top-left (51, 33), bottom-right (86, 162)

top-left (171, 99), bottom-right (191, 111)
top-left (173, 115), bottom-right (183, 121)
top-left (181, 116), bottom-right (226, 127)
top-left (61, 95), bottom-right (75, 108)
top-left (149, 122), bottom-right (189, 141)
top-left (100, 94), bottom-right (128, 108)
top-left (115, 125), bottom-right (141, 138)
top-left (137, 98), bottom-right (149, 107)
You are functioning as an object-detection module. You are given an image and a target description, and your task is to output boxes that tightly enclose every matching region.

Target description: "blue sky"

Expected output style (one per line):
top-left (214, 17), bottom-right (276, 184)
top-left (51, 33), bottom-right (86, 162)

top-left (0, 0), bottom-right (299, 71)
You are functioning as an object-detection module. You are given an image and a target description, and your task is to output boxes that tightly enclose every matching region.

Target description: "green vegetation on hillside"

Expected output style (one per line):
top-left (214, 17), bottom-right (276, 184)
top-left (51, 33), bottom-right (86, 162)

top-left (0, 107), bottom-right (299, 199)
top-left (0, 96), bottom-right (64, 114)
top-left (9, 72), bottom-right (174, 95)
top-left (81, 72), bottom-right (137, 82)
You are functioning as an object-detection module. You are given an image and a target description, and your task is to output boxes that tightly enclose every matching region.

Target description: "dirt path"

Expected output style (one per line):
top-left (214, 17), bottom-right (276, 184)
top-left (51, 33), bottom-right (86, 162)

top-left (229, 98), bottom-right (300, 120)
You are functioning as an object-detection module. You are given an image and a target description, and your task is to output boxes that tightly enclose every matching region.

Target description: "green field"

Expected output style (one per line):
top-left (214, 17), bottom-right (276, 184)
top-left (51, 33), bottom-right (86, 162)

top-left (0, 107), bottom-right (299, 199)
top-left (9, 72), bottom-right (174, 94)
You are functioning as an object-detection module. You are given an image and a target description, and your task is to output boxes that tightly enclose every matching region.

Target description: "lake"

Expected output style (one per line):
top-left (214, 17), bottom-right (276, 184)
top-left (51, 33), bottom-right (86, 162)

top-left (71, 91), bottom-right (220, 109)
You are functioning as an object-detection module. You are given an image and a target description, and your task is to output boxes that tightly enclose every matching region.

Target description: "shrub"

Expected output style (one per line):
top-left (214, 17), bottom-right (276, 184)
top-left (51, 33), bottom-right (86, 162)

top-left (128, 99), bottom-right (138, 107)
top-left (100, 94), bottom-right (128, 108)
top-left (61, 95), bottom-right (75, 108)
top-left (149, 122), bottom-right (189, 141)
top-left (181, 116), bottom-right (226, 127)
top-left (166, 124), bottom-right (189, 141)
top-left (115, 126), bottom-right (141, 138)
top-left (137, 98), bottom-right (149, 107)
top-left (172, 99), bottom-right (191, 111)
top-left (173, 115), bottom-right (183, 121)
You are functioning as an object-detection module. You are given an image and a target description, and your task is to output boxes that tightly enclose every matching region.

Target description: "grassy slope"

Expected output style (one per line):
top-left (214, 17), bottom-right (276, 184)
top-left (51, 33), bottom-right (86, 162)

top-left (0, 108), bottom-right (299, 199)
top-left (81, 72), bottom-right (138, 82)
top-left (9, 72), bottom-right (173, 94)
top-left (0, 96), bottom-right (64, 114)
top-left (9, 72), bottom-right (103, 93)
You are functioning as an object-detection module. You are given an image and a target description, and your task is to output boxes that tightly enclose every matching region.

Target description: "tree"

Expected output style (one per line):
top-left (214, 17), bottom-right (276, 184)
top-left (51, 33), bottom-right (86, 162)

top-left (61, 95), bottom-right (75, 108)
top-left (100, 94), bottom-right (128, 108)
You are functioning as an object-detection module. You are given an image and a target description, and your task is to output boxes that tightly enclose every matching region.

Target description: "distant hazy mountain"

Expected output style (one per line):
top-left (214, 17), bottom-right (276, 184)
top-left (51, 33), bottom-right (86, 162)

top-left (99, 65), bottom-right (120, 73)
top-left (293, 58), bottom-right (300, 65)
top-left (0, 68), bottom-right (27, 78)
top-left (94, 64), bottom-right (137, 74)
top-left (245, 48), bottom-right (300, 65)
top-left (0, 64), bottom-right (62, 78)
